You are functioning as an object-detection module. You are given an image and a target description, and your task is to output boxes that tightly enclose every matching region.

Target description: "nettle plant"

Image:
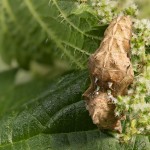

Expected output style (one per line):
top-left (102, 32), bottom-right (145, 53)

top-left (79, 0), bottom-right (150, 142)
top-left (0, 0), bottom-right (150, 149)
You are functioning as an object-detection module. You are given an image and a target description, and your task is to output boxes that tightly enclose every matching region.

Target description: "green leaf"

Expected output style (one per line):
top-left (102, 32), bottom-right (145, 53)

top-left (0, 69), bottom-right (17, 95)
top-left (0, 0), bottom-right (106, 69)
top-left (0, 69), bottom-right (55, 116)
top-left (0, 69), bottom-right (149, 150)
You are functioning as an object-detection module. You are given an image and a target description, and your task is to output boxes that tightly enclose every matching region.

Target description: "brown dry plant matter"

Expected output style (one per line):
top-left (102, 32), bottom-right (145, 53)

top-left (83, 16), bottom-right (134, 133)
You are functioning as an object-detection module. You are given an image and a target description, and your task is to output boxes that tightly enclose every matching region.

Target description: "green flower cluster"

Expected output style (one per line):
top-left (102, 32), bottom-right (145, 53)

top-left (115, 78), bottom-right (150, 142)
top-left (115, 18), bottom-right (150, 142)
top-left (123, 3), bottom-right (139, 17)
top-left (89, 0), bottom-right (139, 24)
top-left (131, 19), bottom-right (150, 66)
top-left (91, 0), bottom-right (117, 24)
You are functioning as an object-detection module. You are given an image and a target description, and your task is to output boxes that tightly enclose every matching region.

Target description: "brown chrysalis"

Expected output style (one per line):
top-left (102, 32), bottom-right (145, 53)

top-left (83, 16), bottom-right (134, 133)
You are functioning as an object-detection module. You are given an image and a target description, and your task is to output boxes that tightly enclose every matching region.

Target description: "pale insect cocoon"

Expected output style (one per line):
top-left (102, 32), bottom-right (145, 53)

top-left (83, 16), bottom-right (134, 133)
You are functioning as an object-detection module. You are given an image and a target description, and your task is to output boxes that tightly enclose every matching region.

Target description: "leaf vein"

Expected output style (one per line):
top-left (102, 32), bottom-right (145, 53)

top-left (51, 0), bottom-right (100, 40)
top-left (24, 0), bottom-right (84, 68)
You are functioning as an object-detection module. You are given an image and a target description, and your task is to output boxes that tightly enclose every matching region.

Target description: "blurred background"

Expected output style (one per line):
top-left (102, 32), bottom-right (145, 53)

top-left (135, 0), bottom-right (150, 18)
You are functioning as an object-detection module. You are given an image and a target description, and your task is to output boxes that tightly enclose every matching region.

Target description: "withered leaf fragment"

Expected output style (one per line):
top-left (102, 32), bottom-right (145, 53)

top-left (83, 16), bottom-right (134, 133)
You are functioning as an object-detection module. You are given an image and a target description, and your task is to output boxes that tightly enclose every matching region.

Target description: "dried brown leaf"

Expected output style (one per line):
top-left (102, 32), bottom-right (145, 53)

top-left (83, 16), bottom-right (134, 133)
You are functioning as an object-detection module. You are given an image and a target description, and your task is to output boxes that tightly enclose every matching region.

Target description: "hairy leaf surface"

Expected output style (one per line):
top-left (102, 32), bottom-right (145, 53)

top-left (0, 70), bottom-right (149, 150)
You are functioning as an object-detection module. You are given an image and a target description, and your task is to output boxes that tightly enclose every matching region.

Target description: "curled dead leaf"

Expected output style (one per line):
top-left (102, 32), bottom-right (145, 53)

top-left (83, 16), bottom-right (134, 133)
